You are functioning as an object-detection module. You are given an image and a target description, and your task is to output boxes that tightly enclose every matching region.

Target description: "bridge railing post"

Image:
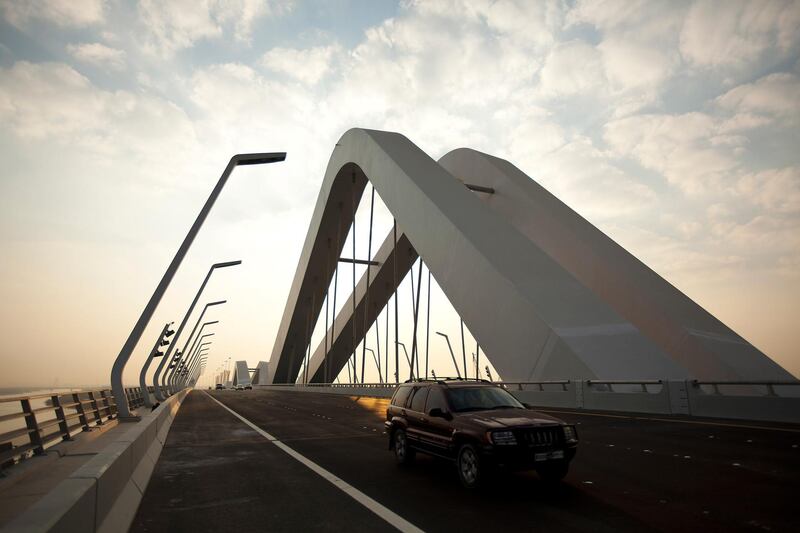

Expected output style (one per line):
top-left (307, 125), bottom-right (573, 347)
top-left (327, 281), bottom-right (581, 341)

top-left (99, 389), bottom-right (114, 420)
top-left (73, 392), bottom-right (90, 431)
top-left (20, 399), bottom-right (44, 456)
top-left (52, 394), bottom-right (71, 442)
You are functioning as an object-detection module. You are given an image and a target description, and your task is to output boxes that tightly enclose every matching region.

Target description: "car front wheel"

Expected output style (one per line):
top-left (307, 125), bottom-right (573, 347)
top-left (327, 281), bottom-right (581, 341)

top-left (457, 443), bottom-right (483, 489)
top-left (394, 429), bottom-right (415, 465)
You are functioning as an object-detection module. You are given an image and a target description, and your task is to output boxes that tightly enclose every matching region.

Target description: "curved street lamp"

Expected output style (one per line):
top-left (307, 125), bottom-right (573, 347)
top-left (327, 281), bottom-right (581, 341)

top-left (151, 262), bottom-right (240, 400)
top-left (111, 152), bottom-right (285, 419)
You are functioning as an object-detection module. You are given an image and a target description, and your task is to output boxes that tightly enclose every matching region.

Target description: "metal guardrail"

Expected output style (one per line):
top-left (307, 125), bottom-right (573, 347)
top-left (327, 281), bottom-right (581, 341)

top-left (499, 381), bottom-right (572, 392)
top-left (263, 379), bottom-right (799, 393)
top-left (691, 380), bottom-right (800, 396)
top-left (0, 386), bottom-right (149, 469)
top-left (269, 383), bottom-right (393, 389)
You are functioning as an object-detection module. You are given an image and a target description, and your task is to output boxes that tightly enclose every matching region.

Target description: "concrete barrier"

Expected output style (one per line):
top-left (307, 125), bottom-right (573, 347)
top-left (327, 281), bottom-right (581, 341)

top-left (4, 389), bottom-right (189, 533)
top-left (687, 384), bottom-right (800, 424)
top-left (255, 380), bottom-right (800, 424)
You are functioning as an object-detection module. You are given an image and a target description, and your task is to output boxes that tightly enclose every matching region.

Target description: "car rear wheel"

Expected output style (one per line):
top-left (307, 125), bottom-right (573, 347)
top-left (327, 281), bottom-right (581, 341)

top-left (394, 429), bottom-right (415, 465)
top-left (457, 443), bottom-right (483, 489)
top-left (536, 460), bottom-right (569, 483)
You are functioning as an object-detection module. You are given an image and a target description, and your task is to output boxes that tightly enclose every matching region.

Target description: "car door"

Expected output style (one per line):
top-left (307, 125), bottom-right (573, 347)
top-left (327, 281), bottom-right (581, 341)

top-left (404, 386), bottom-right (427, 447)
top-left (406, 386), bottom-right (431, 450)
top-left (422, 386), bottom-right (454, 456)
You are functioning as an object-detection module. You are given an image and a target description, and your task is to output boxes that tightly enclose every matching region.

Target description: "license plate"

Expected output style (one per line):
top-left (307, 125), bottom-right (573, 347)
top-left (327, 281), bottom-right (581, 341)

top-left (534, 450), bottom-right (564, 462)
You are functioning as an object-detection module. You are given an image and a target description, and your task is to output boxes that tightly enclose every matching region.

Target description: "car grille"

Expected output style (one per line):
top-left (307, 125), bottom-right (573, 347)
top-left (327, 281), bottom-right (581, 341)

top-left (521, 426), bottom-right (562, 448)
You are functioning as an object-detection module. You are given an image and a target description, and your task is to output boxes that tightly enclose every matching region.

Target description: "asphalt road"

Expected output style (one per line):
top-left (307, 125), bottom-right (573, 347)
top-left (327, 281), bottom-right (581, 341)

top-left (132, 389), bottom-right (800, 532)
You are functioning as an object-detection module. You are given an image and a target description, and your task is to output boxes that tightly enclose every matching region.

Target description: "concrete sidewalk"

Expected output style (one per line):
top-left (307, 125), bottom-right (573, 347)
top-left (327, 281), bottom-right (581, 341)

top-left (0, 415), bottom-right (127, 527)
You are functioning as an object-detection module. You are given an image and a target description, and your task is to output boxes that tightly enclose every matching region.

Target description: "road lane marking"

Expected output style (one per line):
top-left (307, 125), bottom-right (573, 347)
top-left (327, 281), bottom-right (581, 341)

top-left (203, 391), bottom-right (425, 533)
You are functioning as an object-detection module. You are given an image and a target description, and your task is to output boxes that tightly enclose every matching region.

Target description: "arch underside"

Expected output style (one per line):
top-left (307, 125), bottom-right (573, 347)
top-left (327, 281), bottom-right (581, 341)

top-left (267, 128), bottom-right (791, 384)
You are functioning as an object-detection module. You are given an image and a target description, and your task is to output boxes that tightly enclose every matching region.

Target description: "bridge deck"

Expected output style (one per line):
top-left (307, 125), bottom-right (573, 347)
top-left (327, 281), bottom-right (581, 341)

top-left (132, 389), bottom-right (799, 532)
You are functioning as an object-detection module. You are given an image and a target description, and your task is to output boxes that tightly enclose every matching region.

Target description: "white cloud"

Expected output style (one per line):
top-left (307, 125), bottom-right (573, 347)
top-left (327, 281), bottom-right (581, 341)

top-left (505, 108), bottom-right (566, 159)
top-left (0, 62), bottom-right (107, 139)
top-left (343, 4), bottom-right (541, 109)
top-left (138, 0), bottom-right (289, 55)
top-left (0, 61), bottom-right (197, 171)
top-left (188, 62), bottom-right (335, 212)
top-left (538, 40), bottom-right (605, 97)
top-left (718, 112), bottom-right (772, 133)
top-left (598, 37), bottom-right (678, 93)
top-left (67, 42), bottom-right (126, 70)
top-left (603, 112), bottom-right (743, 194)
top-left (680, 0), bottom-right (800, 69)
top-left (738, 167), bottom-right (800, 214)
top-left (408, 0), bottom-right (565, 48)
top-left (0, 0), bottom-right (104, 28)
top-left (529, 136), bottom-right (659, 220)
top-left (566, 1), bottom-right (688, 114)
top-left (568, 0), bottom-right (677, 33)
top-left (261, 45), bottom-right (339, 85)
top-left (725, 214), bottom-right (800, 263)
top-left (717, 72), bottom-right (800, 121)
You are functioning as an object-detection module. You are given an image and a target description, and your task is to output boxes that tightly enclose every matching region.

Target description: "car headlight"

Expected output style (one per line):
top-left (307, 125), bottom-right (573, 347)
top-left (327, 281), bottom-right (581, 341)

top-left (562, 425), bottom-right (578, 443)
top-left (490, 430), bottom-right (517, 445)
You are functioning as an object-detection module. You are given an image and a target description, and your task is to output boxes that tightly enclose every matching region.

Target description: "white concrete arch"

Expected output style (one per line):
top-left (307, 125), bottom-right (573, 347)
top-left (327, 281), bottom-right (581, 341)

top-left (232, 360), bottom-right (251, 386)
top-left (437, 148), bottom-right (792, 381)
top-left (268, 128), bottom-right (694, 384)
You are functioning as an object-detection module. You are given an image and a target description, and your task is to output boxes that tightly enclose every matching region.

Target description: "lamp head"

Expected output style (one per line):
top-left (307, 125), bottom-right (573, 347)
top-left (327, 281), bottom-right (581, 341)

top-left (213, 260), bottom-right (242, 269)
top-left (233, 152), bottom-right (286, 166)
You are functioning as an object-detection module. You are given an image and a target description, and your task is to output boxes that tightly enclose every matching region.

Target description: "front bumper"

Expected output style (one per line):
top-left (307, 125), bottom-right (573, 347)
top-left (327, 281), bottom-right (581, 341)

top-left (481, 443), bottom-right (577, 470)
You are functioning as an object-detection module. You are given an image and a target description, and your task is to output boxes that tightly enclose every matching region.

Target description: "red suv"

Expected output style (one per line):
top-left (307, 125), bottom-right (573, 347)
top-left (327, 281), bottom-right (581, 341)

top-left (385, 380), bottom-right (578, 488)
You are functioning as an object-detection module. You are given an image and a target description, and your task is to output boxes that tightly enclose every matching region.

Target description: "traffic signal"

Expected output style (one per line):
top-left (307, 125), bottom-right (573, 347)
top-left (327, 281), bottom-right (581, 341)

top-left (152, 323), bottom-right (176, 358)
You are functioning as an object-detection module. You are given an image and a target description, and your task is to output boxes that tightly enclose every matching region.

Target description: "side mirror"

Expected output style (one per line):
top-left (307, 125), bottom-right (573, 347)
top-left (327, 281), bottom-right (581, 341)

top-left (429, 408), bottom-right (452, 420)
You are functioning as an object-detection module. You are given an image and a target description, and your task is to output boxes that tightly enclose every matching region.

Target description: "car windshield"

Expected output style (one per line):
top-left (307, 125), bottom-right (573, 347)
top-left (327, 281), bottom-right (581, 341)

top-left (446, 387), bottom-right (525, 412)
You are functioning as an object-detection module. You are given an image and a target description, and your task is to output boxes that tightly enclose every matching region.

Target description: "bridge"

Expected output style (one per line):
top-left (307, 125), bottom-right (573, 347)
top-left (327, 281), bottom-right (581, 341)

top-left (1, 129), bottom-right (798, 532)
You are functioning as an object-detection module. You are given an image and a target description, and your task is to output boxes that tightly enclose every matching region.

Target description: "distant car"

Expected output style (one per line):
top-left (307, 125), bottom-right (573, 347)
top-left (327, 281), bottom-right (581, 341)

top-left (244, 385), bottom-right (252, 390)
top-left (215, 383), bottom-right (224, 390)
top-left (235, 385), bottom-right (244, 391)
top-left (385, 380), bottom-right (578, 488)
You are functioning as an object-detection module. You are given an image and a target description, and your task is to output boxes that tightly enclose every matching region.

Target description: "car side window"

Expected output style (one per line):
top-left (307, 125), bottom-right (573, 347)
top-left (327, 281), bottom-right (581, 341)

top-left (425, 387), bottom-right (448, 414)
top-left (392, 386), bottom-right (412, 407)
top-left (410, 387), bottom-right (429, 412)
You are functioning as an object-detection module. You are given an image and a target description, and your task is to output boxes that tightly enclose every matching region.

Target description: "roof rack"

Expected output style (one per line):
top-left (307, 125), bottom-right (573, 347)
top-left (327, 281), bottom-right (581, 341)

top-left (402, 377), bottom-right (495, 386)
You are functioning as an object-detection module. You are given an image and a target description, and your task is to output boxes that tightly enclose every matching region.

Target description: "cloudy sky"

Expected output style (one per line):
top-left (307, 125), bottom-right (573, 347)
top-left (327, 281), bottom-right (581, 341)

top-left (0, 0), bottom-right (798, 388)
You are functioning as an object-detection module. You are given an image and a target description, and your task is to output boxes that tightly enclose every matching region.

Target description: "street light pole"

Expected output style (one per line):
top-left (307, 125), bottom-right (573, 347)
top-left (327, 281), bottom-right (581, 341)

top-left (110, 151), bottom-right (285, 419)
top-left (170, 331), bottom-right (214, 393)
top-left (191, 356), bottom-right (208, 387)
top-left (395, 342), bottom-right (413, 377)
top-left (190, 357), bottom-right (208, 387)
top-left (187, 352), bottom-right (209, 387)
top-left (435, 332), bottom-right (462, 379)
top-left (182, 350), bottom-right (208, 389)
top-left (181, 342), bottom-right (212, 388)
top-left (154, 300), bottom-right (227, 401)
top-left (152, 262), bottom-right (240, 401)
top-left (159, 304), bottom-right (224, 397)
top-left (183, 336), bottom-right (213, 380)
top-left (365, 347), bottom-right (382, 384)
